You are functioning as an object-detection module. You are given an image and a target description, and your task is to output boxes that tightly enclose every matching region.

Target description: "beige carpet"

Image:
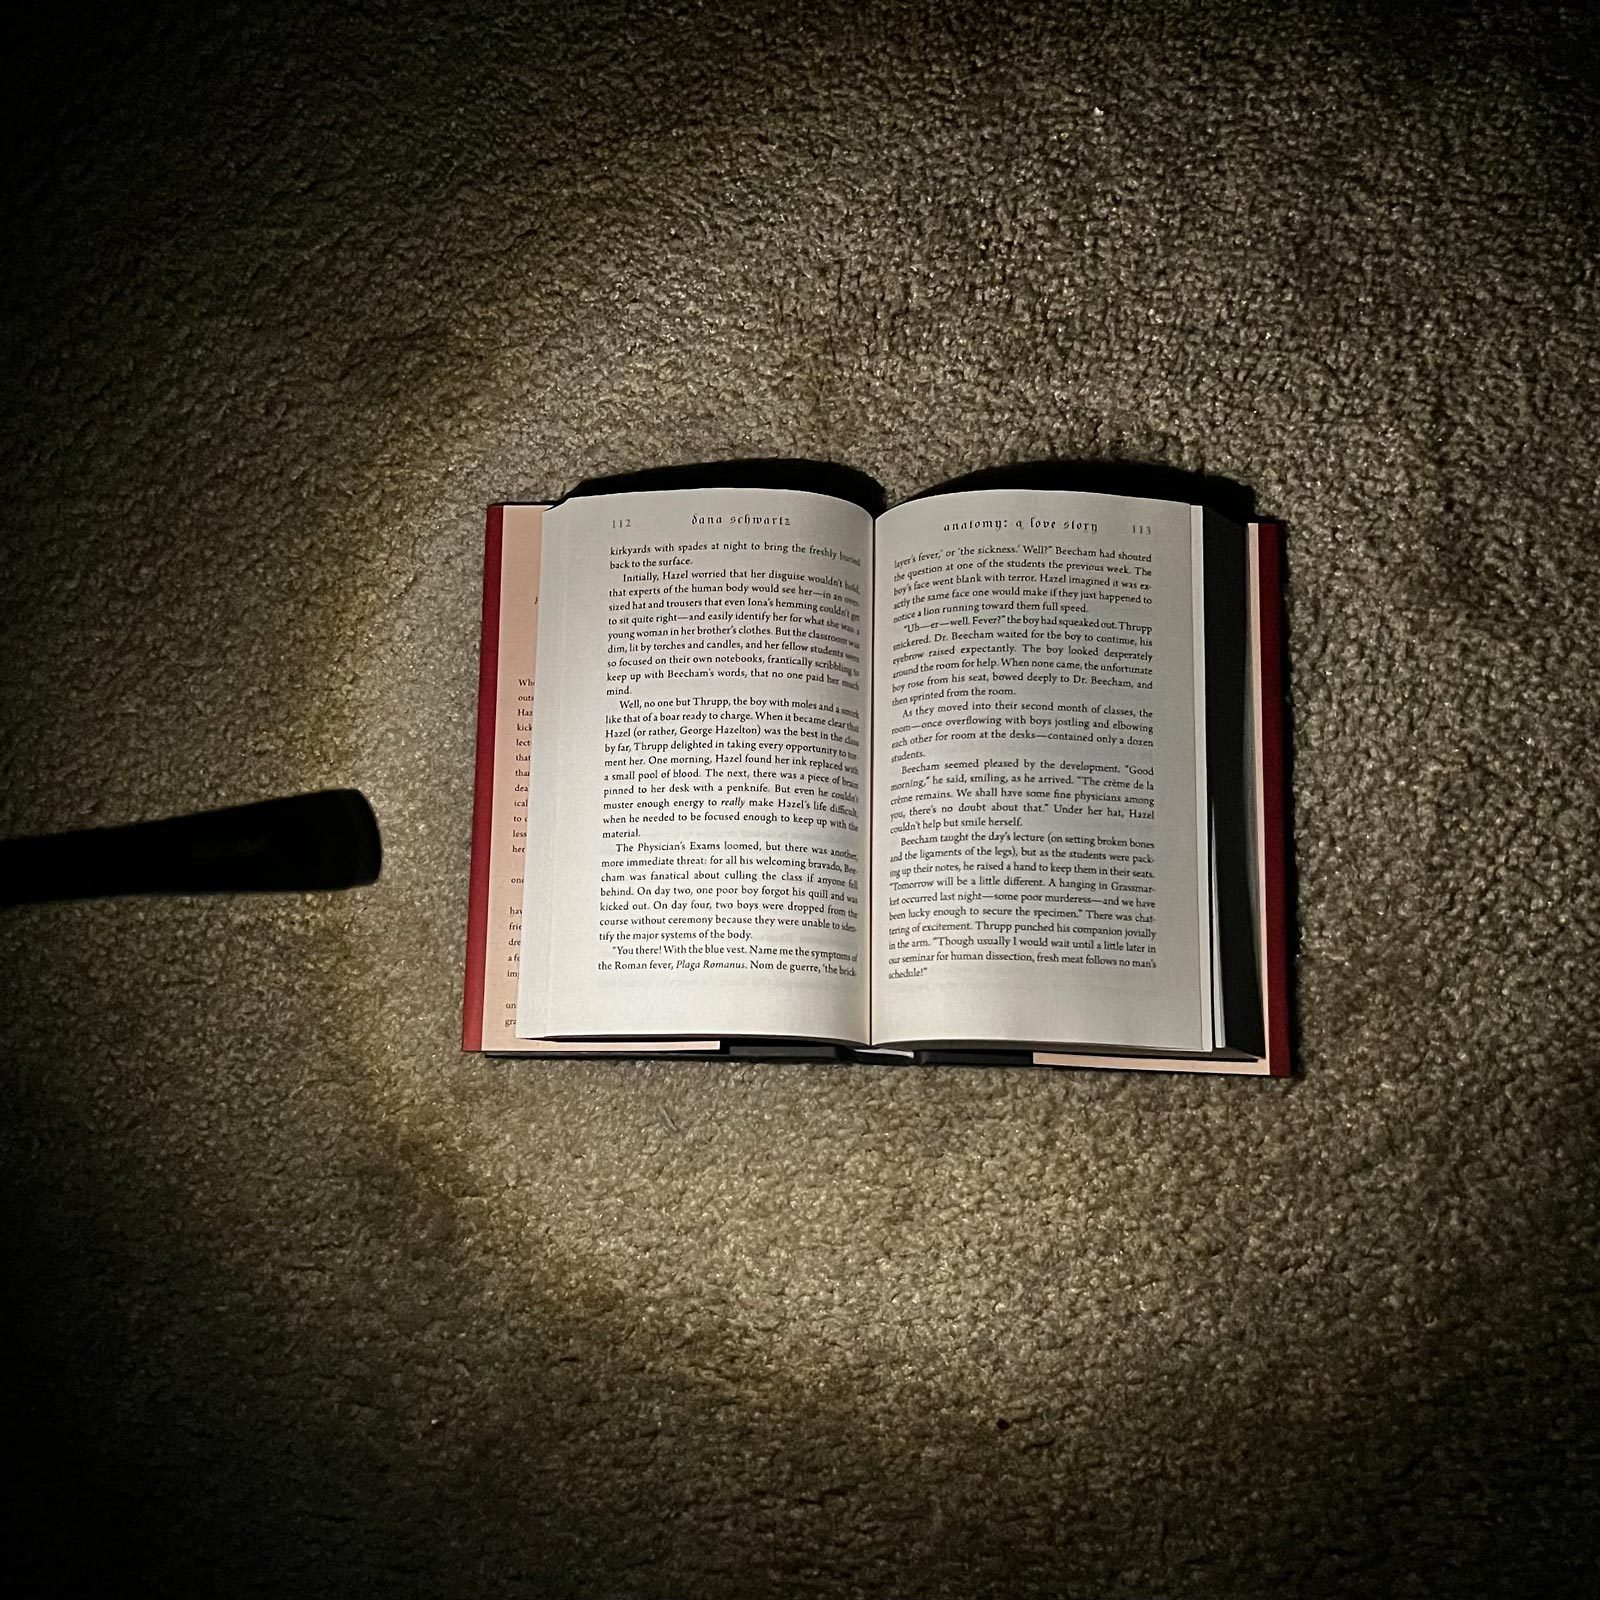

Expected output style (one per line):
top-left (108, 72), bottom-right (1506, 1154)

top-left (3, 2), bottom-right (1597, 1595)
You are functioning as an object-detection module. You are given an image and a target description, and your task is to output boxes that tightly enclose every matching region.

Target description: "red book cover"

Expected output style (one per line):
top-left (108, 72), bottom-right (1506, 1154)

top-left (461, 506), bottom-right (505, 1050)
top-left (1255, 522), bottom-right (1294, 1076)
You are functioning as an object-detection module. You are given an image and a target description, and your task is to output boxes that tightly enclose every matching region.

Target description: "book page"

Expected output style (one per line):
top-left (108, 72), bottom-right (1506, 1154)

top-left (518, 488), bottom-right (874, 1041)
top-left (870, 490), bottom-right (1212, 1051)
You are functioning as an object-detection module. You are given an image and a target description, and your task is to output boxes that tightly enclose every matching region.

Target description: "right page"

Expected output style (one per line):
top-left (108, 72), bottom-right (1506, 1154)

top-left (870, 489), bottom-right (1212, 1051)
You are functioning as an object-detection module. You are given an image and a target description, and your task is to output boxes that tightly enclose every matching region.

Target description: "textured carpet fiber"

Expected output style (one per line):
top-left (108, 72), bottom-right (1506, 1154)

top-left (3, 3), bottom-right (1597, 1595)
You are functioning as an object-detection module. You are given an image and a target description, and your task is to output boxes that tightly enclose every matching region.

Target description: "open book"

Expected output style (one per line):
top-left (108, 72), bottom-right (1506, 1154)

top-left (464, 472), bottom-right (1290, 1074)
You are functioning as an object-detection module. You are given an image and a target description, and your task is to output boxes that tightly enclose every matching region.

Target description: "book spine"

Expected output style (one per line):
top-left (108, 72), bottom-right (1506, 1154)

top-left (1256, 523), bottom-right (1293, 1076)
top-left (462, 506), bottom-right (506, 1051)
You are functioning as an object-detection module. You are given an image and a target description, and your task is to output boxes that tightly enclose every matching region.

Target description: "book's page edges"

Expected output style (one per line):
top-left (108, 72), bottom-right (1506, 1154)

top-left (1029, 1048), bottom-right (1271, 1074)
top-left (462, 506), bottom-right (506, 1050)
top-left (1033, 519), bottom-right (1290, 1077)
top-left (1201, 509), bottom-right (1265, 1057)
top-left (493, 1038), bottom-right (724, 1055)
top-left (464, 505), bottom-right (722, 1056)
top-left (466, 506), bottom-right (545, 1050)
top-left (1189, 504), bottom-right (1216, 1049)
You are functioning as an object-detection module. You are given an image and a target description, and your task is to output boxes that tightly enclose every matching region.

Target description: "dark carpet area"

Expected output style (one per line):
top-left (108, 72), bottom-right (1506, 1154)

top-left (3, 2), bottom-right (1597, 1595)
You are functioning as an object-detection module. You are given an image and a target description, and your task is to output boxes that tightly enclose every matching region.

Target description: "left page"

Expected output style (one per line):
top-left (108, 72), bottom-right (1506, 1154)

top-left (517, 488), bottom-right (874, 1041)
